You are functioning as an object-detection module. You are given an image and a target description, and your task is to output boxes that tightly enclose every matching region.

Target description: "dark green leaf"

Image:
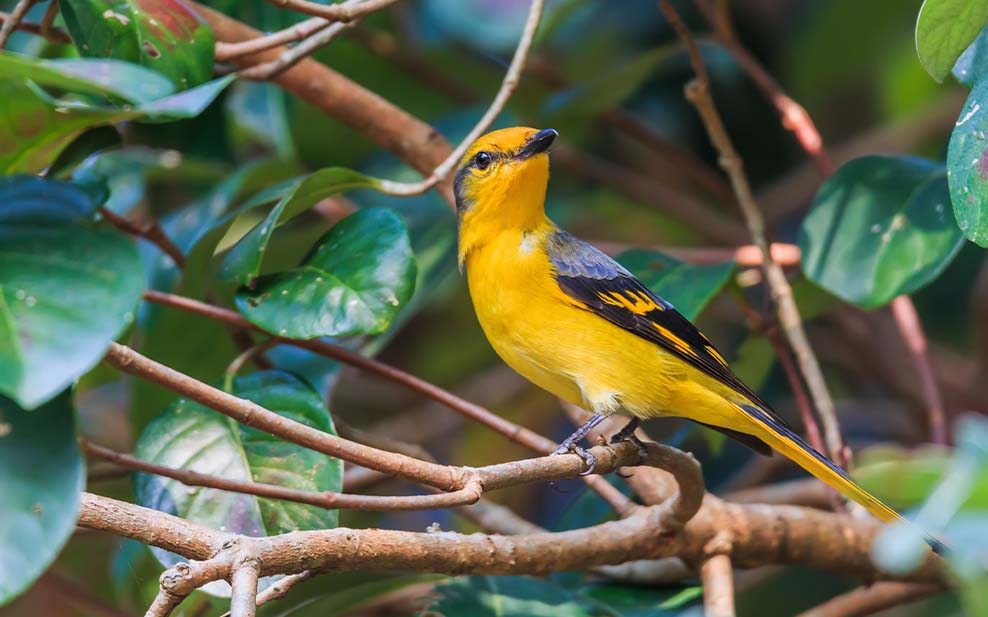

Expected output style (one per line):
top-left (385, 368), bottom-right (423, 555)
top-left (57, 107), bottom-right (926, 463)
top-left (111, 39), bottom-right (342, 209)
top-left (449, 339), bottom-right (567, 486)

top-left (0, 176), bottom-right (144, 408)
top-left (0, 52), bottom-right (175, 103)
top-left (425, 576), bottom-right (594, 617)
top-left (953, 27), bottom-right (988, 86)
top-left (915, 0), bottom-right (988, 83)
top-left (45, 126), bottom-right (122, 178)
top-left (269, 574), bottom-right (445, 617)
top-left (948, 81), bottom-right (988, 245)
top-left (134, 371), bottom-right (343, 580)
top-left (236, 208), bottom-right (417, 339)
top-left (800, 156), bottom-right (964, 308)
top-left (220, 167), bottom-right (381, 286)
top-left (616, 249), bottom-right (735, 321)
top-left (60, 0), bottom-right (215, 90)
top-left (0, 392), bottom-right (84, 605)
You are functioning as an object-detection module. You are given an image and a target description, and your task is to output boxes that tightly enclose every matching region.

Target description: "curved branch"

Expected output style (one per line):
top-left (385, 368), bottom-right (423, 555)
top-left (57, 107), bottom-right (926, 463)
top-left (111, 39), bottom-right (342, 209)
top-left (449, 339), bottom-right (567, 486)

top-left (796, 582), bottom-right (946, 617)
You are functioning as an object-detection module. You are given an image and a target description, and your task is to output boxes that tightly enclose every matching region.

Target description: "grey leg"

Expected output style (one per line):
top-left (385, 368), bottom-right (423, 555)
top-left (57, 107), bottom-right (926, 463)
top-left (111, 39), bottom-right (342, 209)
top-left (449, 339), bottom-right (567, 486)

top-left (551, 412), bottom-right (606, 475)
top-left (610, 417), bottom-right (649, 463)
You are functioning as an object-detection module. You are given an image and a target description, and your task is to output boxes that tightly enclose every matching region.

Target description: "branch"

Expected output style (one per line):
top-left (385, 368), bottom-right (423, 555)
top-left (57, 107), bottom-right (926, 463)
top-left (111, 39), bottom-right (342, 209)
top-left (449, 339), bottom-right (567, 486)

top-left (141, 290), bottom-right (634, 512)
top-left (214, 17), bottom-right (329, 61)
top-left (797, 582), bottom-right (945, 617)
top-left (700, 554), bottom-right (736, 617)
top-left (240, 21), bottom-right (353, 80)
top-left (100, 207), bottom-right (186, 268)
top-left (693, 0), bottom-right (833, 174)
top-left (263, 0), bottom-right (399, 21)
top-left (373, 0), bottom-right (546, 197)
top-left (229, 553), bottom-right (261, 617)
top-left (660, 0), bottom-right (847, 465)
top-left (0, 0), bottom-right (38, 48)
top-left (891, 296), bottom-right (948, 445)
top-left (0, 5), bottom-right (69, 43)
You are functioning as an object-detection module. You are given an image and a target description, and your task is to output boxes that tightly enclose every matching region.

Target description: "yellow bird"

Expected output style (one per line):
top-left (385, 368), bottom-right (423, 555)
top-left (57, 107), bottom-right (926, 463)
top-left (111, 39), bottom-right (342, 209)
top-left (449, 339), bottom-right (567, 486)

top-left (456, 126), bottom-right (938, 548)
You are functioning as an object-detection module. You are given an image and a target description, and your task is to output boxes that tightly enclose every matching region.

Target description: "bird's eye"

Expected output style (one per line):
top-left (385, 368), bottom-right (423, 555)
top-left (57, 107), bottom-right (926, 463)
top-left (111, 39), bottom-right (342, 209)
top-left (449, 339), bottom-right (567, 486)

top-left (474, 151), bottom-right (493, 170)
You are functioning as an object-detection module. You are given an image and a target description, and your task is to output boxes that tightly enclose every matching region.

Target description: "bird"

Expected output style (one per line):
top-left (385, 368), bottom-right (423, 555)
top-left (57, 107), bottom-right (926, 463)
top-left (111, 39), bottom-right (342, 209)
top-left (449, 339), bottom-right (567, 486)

top-left (454, 125), bottom-right (941, 550)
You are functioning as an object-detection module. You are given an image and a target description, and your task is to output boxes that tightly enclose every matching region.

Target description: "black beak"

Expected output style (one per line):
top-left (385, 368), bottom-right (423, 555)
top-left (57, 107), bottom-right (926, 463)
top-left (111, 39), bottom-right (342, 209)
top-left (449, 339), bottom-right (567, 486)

top-left (515, 128), bottom-right (558, 160)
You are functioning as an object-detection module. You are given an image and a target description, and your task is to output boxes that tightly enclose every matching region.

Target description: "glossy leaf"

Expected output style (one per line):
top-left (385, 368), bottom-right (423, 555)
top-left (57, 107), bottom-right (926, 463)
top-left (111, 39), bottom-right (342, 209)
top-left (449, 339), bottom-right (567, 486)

top-left (425, 576), bottom-right (594, 617)
top-left (60, 0), bottom-right (215, 90)
top-left (800, 156), bottom-right (964, 308)
top-left (134, 371), bottom-right (342, 572)
top-left (236, 208), bottom-right (417, 339)
top-left (220, 168), bottom-right (381, 286)
top-left (953, 27), bottom-right (988, 86)
top-left (0, 176), bottom-right (144, 409)
top-left (0, 393), bottom-right (84, 605)
top-left (915, 0), bottom-right (988, 83)
top-left (0, 52), bottom-right (234, 173)
top-left (948, 80), bottom-right (988, 246)
top-left (617, 249), bottom-right (735, 321)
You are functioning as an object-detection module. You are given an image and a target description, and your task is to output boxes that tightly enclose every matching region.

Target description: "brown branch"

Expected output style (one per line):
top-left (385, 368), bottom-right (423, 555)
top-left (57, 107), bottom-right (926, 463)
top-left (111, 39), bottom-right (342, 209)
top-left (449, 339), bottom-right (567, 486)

top-left (76, 491), bottom-right (944, 587)
top-left (141, 290), bottom-right (634, 513)
top-left (0, 5), bottom-right (69, 43)
top-left (39, 0), bottom-right (58, 40)
top-left (700, 554), bottom-right (736, 617)
top-left (890, 296), bottom-right (948, 445)
top-left (254, 570), bottom-right (313, 609)
top-left (797, 582), bottom-right (946, 617)
top-left (264, 0), bottom-right (399, 21)
top-left (145, 588), bottom-right (186, 617)
top-left (100, 207), bottom-right (186, 268)
top-left (693, 0), bottom-right (833, 175)
top-left (189, 1), bottom-right (456, 206)
top-left (215, 17), bottom-right (329, 61)
top-left (0, 0), bottom-right (38, 48)
top-left (594, 241), bottom-right (801, 267)
top-left (229, 553), bottom-right (261, 617)
top-left (82, 439), bottom-right (484, 512)
top-left (660, 0), bottom-right (846, 465)
top-left (726, 477), bottom-right (829, 509)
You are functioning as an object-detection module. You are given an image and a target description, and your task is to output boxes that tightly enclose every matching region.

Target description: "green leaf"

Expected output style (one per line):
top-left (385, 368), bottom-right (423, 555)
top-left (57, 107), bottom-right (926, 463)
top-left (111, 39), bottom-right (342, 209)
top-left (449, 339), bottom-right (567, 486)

top-left (425, 576), bottom-right (594, 617)
top-left (220, 167), bottom-right (381, 286)
top-left (948, 80), bottom-right (988, 246)
top-left (581, 583), bottom-right (702, 616)
top-left (269, 574), bottom-right (445, 617)
top-left (134, 371), bottom-right (343, 572)
top-left (915, 0), bottom-right (988, 83)
top-left (0, 52), bottom-right (235, 174)
top-left (855, 445), bottom-right (988, 511)
top-left (953, 27), bottom-right (988, 87)
top-left (60, 0), bottom-right (216, 90)
top-left (0, 176), bottom-right (144, 409)
top-left (616, 249), bottom-right (735, 321)
top-left (236, 208), bottom-right (417, 339)
top-left (0, 392), bottom-right (84, 606)
top-left (45, 126), bottom-right (122, 178)
top-left (799, 156), bottom-right (965, 308)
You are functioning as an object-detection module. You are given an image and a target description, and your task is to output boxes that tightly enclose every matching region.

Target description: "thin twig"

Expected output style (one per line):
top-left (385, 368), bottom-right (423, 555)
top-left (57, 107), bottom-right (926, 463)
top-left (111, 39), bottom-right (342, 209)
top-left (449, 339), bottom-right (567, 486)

top-left (890, 296), bottom-right (948, 445)
top-left (0, 0), bottom-right (39, 48)
top-left (374, 0), bottom-right (546, 196)
top-left (700, 554), bottom-right (736, 617)
top-left (796, 582), bottom-right (945, 617)
top-left (264, 0), bottom-right (398, 21)
top-left (0, 4), bottom-right (69, 43)
top-left (39, 0), bottom-right (58, 40)
top-left (141, 290), bottom-right (635, 514)
top-left (593, 241), bottom-right (801, 267)
top-left (82, 439), bottom-right (483, 511)
top-left (215, 16), bottom-right (330, 61)
top-left (240, 21), bottom-right (352, 80)
top-left (223, 340), bottom-right (276, 391)
top-left (660, 0), bottom-right (847, 466)
top-left (692, 0), bottom-right (833, 175)
top-left (100, 207), bottom-right (186, 268)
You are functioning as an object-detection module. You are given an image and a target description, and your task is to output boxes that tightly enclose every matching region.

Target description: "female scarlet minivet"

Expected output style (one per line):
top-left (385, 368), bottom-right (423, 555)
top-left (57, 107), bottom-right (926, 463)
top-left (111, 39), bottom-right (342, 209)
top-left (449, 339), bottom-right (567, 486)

top-left (455, 125), bottom-right (941, 550)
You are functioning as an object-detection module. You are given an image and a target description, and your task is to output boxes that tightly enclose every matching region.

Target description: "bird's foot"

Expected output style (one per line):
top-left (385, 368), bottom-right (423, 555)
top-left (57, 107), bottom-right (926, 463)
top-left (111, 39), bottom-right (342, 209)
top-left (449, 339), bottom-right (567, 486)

top-left (551, 440), bottom-right (597, 476)
top-left (610, 418), bottom-right (649, 464)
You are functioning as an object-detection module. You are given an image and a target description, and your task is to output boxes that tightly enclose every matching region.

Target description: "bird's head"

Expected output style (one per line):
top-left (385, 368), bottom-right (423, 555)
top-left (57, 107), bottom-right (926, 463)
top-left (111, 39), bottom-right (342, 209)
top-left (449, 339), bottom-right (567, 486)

top-left (453, 127), bottom-right (557, 225)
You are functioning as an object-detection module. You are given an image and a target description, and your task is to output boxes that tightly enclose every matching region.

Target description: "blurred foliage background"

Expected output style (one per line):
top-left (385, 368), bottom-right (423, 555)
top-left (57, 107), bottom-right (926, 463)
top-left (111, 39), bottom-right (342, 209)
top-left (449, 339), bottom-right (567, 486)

top-left (1, 0), bottom-right (987, 615)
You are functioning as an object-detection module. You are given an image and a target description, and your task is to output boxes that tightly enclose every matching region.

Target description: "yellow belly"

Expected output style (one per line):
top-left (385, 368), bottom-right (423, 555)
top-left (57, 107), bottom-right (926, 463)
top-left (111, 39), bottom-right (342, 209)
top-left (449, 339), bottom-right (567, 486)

top-left (464, 229), bottom-right (751, 430)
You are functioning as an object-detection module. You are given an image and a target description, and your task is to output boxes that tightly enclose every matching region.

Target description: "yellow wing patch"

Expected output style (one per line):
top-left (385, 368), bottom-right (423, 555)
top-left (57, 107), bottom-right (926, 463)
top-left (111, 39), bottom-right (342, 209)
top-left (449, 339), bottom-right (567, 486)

top-left (654, 324), bottom-right (698, 358)
top-left (597, 290), bottom-right (665, 315)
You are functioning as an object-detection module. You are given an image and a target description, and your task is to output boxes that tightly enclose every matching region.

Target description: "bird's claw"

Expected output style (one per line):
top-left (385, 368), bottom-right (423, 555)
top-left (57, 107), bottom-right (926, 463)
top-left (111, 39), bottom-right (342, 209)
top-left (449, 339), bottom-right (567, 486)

top-left (551, 441), bottom-right (597, 475)
top-left (610, 431), bottom-right (649, 465)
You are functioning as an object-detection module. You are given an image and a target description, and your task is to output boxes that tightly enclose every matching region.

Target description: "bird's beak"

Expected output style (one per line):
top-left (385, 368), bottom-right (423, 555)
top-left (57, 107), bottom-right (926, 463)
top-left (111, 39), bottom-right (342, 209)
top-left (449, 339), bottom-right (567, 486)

top-left (515, 128), bottom-right (558, 160)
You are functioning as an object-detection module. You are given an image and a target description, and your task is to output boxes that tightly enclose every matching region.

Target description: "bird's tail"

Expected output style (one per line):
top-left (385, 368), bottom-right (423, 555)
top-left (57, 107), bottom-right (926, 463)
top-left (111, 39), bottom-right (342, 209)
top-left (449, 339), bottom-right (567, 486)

top-left (736, 403), bottom-right (946, 554)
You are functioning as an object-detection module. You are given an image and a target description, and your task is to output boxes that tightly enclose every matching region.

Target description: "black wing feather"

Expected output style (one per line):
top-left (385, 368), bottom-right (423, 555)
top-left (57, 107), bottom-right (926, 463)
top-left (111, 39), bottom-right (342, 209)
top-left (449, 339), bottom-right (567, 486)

top-left (548, 231), bottom-right (793, 449)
